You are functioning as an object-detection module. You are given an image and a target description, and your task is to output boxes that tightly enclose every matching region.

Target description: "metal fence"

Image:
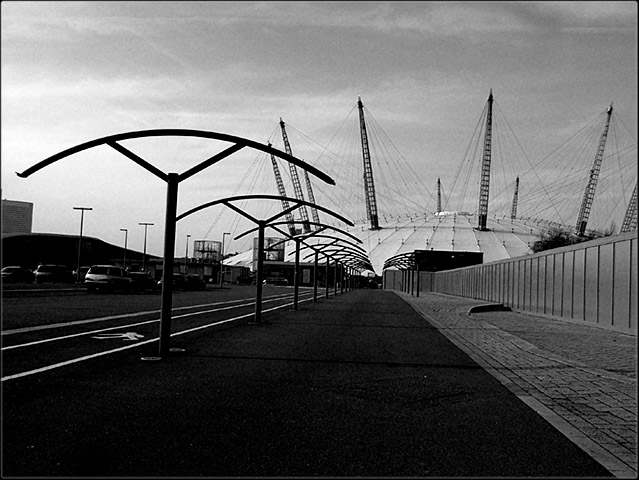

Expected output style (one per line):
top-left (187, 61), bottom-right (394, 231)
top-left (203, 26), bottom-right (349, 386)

top-left (383, 231), bottom-right (637, 335)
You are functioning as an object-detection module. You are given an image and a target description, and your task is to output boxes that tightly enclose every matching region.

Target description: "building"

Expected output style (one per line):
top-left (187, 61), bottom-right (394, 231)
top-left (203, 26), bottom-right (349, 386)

top-left (2, 199), bottom-right (33, 235)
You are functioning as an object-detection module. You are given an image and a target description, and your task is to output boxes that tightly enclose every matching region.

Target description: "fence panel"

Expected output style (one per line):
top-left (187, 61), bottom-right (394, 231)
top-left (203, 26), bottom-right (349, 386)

top-left (552, 252), bottom-right (564, 317)
top-left (383, 233), bottom-right (635, 334)
top-left (573, 248), bottom-right (586, 321)
top-left (598, 242), bottom-right (614, 329)
top-left (584, 246), bottom-right (599, 324)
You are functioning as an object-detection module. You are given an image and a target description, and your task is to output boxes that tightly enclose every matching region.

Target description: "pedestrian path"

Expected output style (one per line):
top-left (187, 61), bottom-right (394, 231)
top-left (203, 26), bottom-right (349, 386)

top-left (399, 291), bottom-right (637, 479)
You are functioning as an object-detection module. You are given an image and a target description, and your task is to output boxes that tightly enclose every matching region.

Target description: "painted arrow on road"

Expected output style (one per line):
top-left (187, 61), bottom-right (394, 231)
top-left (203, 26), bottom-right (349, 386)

top-left (92, 332), bottom-right (145, 341)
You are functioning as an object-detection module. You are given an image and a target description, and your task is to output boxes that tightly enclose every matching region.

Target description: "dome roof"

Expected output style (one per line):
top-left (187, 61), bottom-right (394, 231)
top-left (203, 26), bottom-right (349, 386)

top-left (224, 211), bottom-right (556, 276)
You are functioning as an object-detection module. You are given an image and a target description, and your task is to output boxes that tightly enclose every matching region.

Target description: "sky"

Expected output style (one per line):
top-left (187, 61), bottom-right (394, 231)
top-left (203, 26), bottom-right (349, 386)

top-left (2, 1), bottom-right (637, 258)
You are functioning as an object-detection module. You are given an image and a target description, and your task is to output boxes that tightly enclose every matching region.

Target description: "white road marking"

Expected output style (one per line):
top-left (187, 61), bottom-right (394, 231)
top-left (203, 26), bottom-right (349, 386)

top-left (1, 295), bottom-right (320, 382)
top-left (1, 292), bottom-right (296, 336)
top-left (2, 292), bottom-right (312, 351)
top-left (92, 332), bottom-right (144, 341)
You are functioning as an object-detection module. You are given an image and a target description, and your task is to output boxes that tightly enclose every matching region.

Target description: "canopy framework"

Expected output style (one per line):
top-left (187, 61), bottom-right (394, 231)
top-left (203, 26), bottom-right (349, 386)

top-left (17, 129), bottom-right (336, 358)
top-left (179, 195), bottom-right (355, 319)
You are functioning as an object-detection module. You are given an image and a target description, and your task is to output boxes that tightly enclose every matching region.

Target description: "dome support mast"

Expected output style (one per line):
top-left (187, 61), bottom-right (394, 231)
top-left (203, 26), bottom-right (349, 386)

top-left (280, 118), bottom-right (312, 233)
top-left (358, 96), bottom-right (380, 230)
top-left (620, 181), bottom-right (637, 233)
top-left (575, 103), bottom-right (613, 237)
top-left (268, 142), bottom-right (297, 236)
top-left (510, 176), bottom-right (519, 220)
top-left (477, 90), bottom-right (493, 231)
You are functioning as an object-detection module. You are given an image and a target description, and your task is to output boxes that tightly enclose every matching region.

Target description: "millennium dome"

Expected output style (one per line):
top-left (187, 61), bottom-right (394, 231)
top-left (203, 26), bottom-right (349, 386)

top-left (222, 92), bottom-right (636, 278)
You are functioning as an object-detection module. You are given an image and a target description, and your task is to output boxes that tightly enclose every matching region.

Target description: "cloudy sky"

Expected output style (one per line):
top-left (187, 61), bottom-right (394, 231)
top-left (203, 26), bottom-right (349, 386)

top-left (2, 1), bottom-right (637, 257)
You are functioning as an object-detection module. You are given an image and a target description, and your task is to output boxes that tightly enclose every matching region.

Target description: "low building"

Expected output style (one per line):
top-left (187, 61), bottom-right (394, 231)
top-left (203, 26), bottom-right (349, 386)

top-left (1, 199), bottom-right (33, 235)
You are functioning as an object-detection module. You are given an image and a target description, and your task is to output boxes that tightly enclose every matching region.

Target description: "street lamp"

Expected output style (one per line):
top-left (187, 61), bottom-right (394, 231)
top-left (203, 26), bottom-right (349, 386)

top-left (120, 228), bottom-right (128, 269)
top-left (184, 234), bottom-right (191, 274)
top-left (220, 232), bottom-right (230, 288)
top-left (74, 207), bottom-right (92, 283)
top-left (139, 222), bottom-right (154, 272)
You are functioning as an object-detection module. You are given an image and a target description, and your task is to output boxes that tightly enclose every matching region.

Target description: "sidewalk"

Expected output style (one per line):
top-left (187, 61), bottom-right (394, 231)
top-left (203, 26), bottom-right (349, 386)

top-left (399, 291), bottom-right (638, 478)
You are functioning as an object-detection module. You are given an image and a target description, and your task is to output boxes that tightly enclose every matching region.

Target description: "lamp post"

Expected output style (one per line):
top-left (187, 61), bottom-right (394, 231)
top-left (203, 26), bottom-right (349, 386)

top-left (73, 207), bottom-right (92, 283)
top-left (220, 232), bottom-right (230, 288)
top-left (184, 234), bottom-right (191, 274)
top-left (139, 222), bottom-right (154, 272)
top-left (120, 228), bottom-right (128, 269)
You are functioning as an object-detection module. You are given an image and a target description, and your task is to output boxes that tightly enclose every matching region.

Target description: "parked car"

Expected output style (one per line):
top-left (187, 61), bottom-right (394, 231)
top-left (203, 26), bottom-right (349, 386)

top-left (129, 272), bottom-right (159, 293)
top-left (183, 274), bottom-right (206, 290)
top-left (236, 275), bottom-right (254, 285)
top-left (84, 265), bottom-right (132, 293)
top-left (159, 273), bottom-right (206, 291)
top-left (72, 266), bottom-right (91, 283)
top-left (34, 264), bottom-right (74, 284)
top-left (1, 266), bottom-right (35, 284)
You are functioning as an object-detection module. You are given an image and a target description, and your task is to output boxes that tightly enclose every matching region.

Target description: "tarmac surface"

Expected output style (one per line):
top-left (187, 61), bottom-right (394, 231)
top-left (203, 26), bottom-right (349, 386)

top-left (2, 288), bottom-right (636, 477)
top-left (401, 291), bottom-right (637, 478)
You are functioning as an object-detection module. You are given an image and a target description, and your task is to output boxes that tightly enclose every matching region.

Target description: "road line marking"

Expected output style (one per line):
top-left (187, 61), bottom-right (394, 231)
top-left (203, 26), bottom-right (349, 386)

top-left (1, 295), bottom-right (317, 382)
top-left (1, 292), bottom-right (298, 336)
top-left (2, 293), bottom-right (314, 350)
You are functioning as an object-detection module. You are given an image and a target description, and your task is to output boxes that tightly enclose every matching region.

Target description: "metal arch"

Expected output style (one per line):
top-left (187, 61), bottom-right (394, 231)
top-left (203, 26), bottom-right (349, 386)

top-left (235, 221), bottom-right (361, 244)
top-left (315, 247), bottom-right (374, 267)
top-left (383, 252), bottom-right (416, 270)
top-left (284, 234), bottom-right (372, 271)
top-left (300, 243), bottom-right (369, 261)
top-left (16, 129), bottom-right (338, 359)
top-left (288, 237), bottom-right (366, 257)
top-left (271, 228), bottom-right (373, 272)
top-left (292, 234), bottom-right (365, 252)
top-left (318, 248), bottom-right (372, 263)
top-left (181, 195), bottom-right (356, 316)
top-left (298, 240), bottom-right (373, 266)
top-left (330, 255), bottom-right (372, 269)
top-left (176, 194), bottom-right (352, 226)
top-left (16, 128), bottom-right (335, 186)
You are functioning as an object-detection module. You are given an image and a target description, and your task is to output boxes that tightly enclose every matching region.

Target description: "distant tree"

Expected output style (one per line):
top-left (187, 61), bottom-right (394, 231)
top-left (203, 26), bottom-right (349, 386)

top-left (532, 225), bottom-right (614, 253)
top-left (532, 227), bottom-right (576, 252)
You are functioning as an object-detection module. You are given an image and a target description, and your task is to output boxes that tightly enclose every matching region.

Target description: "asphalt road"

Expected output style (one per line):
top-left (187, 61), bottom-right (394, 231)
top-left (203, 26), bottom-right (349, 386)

top-left (2, 287), bottom-right (613, 477)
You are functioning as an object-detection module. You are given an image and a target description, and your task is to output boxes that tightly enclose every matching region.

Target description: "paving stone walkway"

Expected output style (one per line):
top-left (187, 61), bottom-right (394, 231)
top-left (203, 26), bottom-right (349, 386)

top-left (399, 291), bottom-right (637, 479)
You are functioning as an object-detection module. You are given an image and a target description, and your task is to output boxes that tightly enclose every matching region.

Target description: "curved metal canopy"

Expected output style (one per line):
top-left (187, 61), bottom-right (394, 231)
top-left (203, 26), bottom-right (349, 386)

top-left (237, 221), bottom-right (361, 244)
top-left (16, 128), bottom-right (335, 186)
top-left (176, 194), bottom-right (351, 225)
top-left (383, 252), bottom-right (416, 270)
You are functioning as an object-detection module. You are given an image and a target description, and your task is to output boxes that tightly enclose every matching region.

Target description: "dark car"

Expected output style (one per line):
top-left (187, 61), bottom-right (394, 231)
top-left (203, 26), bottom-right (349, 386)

top-left (129, 272), bottom-right (159, 293)
top-left (72, 266), bottom-right (91, 284)
top-left (33, 264), bottom-right (74, 284)
top-left (1, 266), bottom-right (35, 284)
top-left (183, 274), bottom-right (206, 290)
top-left (159, 273), bottom-right (206, 291)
